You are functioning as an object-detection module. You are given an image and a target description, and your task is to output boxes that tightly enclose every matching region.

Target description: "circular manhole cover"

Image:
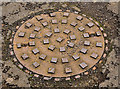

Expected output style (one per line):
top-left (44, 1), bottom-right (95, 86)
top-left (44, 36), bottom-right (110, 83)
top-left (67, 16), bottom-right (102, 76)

top-left (13, 11), bottom-right (104, 77)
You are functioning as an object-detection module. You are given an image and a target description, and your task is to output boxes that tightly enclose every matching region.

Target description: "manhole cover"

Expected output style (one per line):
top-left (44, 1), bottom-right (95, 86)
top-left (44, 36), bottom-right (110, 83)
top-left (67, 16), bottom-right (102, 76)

top-left (13, 11), bottom-right (105, 77)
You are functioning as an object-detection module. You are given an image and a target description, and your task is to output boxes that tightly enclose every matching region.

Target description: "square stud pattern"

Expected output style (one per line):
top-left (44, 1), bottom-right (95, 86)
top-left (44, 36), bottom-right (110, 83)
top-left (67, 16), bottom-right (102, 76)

top-left (96, 31), bottom-right (101, 36)
top-left (90, 53), bottom-right (98, 59)
top-left (61, 19), bottom-right (67, 24)
top-left (65, 67), bottom-right (72, 74)
top-left (83, 33), bottom-right (89, 38)
top-left (70, 22), bottom-right (77, 27)
top-left (70, 35), bottom-right (76, 40)
top-left (18, 32), bottom-right (25, 37)
top-left (79, 62), bottom-right (88, 69)
top-left (50, 13), bottom-right (56, 17)
top-left (25, 23), bottom-right (32, 28)
top-left (60, 47), bottom-right (66, 52)
top-left (84, 41), bottom-right (90, 46)
top-left (54, 28), bottom-right (60, 33)
top-left (80, 48), bottom-right (88, 54)
top-left (42, 22), bottom-right (48, 27)
top-left (21, 54), bottom-right (29, 60)
top-left (48, 45), bottom-right (55, 51)
top-left (96, 42), bottom-right (102, 47)
top-left (87, 22), bottom-right (94, 28)
top-left (63, 29), bottom-right (71, 34)
top-left (17, 43), bottom-right (21, 48)
top-left (39, 54), bottom-right (47, 60)
top-left (72, 54), bottom-right (80, 60)
top-left (32, 48), bottom-right (40, 55)
top-left (78, 26), bottom-right (85, 31)
top-left (36, 16), bottom-right (43, 21)
top-left (76, 16), bottom-right (83, 21)
top-left (34, 27), bottom-right (40, 32)
top-left (63, 12), bottom-right (69, 17)
top-left (56, 37), bottom-right (63, 43)
top-left (33, 62), bottom-right (40, 68)
top-left (48, 67), bottom-right (55, 74)
top-left (52, 19), bottom-right (57, 24)
top-left (68, 42), bottom-right (74, 48)
top-left (29, 34), bottom-right (36, 39)
top-left (62, 58), bottom-right (69, 63)
top-left (29, 41), bottom-right (35, 46)
top-left (51, 57), bottom-right (58, 64)
top-left (46, 32), bottom-right (52, 37)
top-left (43, 39), bottom-right (49, 44)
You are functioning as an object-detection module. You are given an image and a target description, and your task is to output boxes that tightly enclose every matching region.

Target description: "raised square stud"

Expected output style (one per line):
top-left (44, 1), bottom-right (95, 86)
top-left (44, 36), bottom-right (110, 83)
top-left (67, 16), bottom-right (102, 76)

top-left (63, 12), bottom-right (69, 17)
top-left (76, 16), bottom-right (83, 21)
top-left (25, 23), bottom-right (32, 28)
top-left (72, 54), bottom-right (80, 61)
top-left (21, 54), bottom-right (29, 60)
top-left (96, 31), bottom-right (101, 36)
top-left (36, 16), bottom-right (43, 21)
top-left (56, 37), bottom-right (63, 43)
top-left (33, 62), bottom-right (40, 68)
top-left (32, 48), bottom-right (40, 55)
top-left (60, 47), bottom-right (66, 52)
top-left (84, 41), bottom-right (90, 46)
top-left (62, 58), bottom-right (68, 63)
top-left (51, 57), bottom-right (58, 64)
top-left (48, 45), bottom-right (55, 51)
top-left (61, 19), bottom-right (67, 24)
top-left (29, 34), bottom-right (36, 39)
top-left (65, 67), bottom-right (72, 74)
top-left (17, 43), bottom-right (21, 48)
top-left (83, 33), bottom-right (89, 38)
top-left (68, 42), bottom-right (74, 48)
top-left (80, 48), bottom-right (88, 54)
top-left (28, 41), bottom-right (35, 46)
top-left (63, 29), bottom-right (71, 34)
top-left (79, 62), bottom-right (88, 69)
top-left (39, 54), bottom-right (47, 60)
top-left (54, 28), bottom-right (60, 33)
top-left (42, 22), bottom-right (48, 27)
top-left (46, 32), bottom-right (52, 37)
top-left (50, 13), bottom-right (56, 17)
top-left (70, 22), bottom-right (77, 27)
top-left (43, 39), bottom-right (49, 44)
top-left (70, 35), bottom-right (76, 40)
top-left (87, 22), bottom-right (94, 28)
top-left (52, 19), bottom-right (57, 24)
top-left (96, 42), bottom-right (102, 47)
top-left (48, 67), bottom-right (55, 74)
top-left (18, 32), bottom-right (25, 37)
top-left (34, 27), bottom-right (40, 32)
top-left (90, 53), bottom-right (98, 59)
top-left (78, 26), bottom-right (85, 31)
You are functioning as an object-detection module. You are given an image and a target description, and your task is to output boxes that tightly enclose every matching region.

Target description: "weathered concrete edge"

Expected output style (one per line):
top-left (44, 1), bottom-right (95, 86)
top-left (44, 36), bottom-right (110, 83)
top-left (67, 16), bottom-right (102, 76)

top-left (118, 1), bottom-right (120, 88)
top-left (0, 0), bottom-right (119, 2)
top-left (0, 3), bottom-right (2, 89)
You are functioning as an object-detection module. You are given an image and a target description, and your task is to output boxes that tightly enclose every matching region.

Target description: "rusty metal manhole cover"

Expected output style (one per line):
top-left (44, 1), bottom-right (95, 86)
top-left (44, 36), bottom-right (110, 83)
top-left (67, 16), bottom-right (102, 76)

top-left (13, 11), bottom-right (105, 77)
